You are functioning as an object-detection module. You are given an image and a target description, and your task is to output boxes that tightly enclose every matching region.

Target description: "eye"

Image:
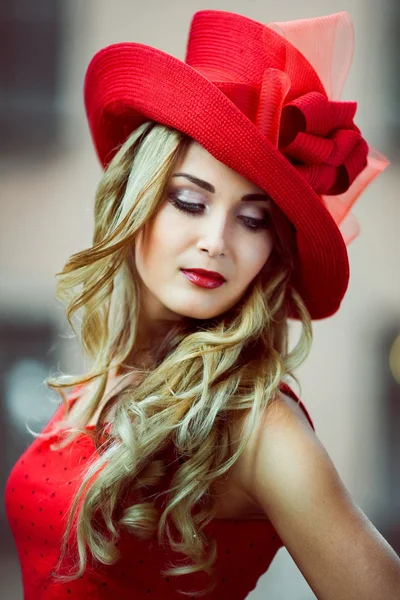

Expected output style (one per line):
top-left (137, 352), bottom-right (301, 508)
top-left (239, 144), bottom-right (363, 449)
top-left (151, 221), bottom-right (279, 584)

top-left (168, 194), bottom-right (204, 216)
top-left (168, 193), bottom-right (272, 232)
top-left (238, 215), bottom-right (272, 231)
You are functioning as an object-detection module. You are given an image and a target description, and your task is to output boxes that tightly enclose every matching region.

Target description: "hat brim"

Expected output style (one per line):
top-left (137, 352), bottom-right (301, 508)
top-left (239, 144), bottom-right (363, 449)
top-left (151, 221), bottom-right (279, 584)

top-left (84, 43), bottom-right (349, 319)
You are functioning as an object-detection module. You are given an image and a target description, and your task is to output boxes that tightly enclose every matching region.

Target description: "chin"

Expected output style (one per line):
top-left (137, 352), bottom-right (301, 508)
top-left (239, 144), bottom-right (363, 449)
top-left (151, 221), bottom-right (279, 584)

top-left (161, 292), bottom-right (235, 321)
top-left (182, 304), bottom-right (229, 320)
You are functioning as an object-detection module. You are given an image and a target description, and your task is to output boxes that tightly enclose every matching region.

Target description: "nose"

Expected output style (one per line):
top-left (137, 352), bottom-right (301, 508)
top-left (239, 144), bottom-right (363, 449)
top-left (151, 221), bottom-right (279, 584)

top-left (196, 212), bottom-right (228, 257)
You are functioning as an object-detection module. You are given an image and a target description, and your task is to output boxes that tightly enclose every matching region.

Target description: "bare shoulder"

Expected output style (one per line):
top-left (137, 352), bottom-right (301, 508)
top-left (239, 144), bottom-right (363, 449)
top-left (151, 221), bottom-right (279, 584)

top-left (235, 391), bottom-right (400, 598)
top-left (237, 388), bottom-right (333, 513)
top-left (234, 390), bottom-right (316, 500)
top-left (263, 388), bottom-right (314, 431)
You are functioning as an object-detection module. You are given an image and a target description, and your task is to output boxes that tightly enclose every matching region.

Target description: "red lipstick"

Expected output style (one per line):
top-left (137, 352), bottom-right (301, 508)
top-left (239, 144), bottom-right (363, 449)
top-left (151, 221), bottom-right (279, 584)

top-left (181, 268), bottom-right (225, 289)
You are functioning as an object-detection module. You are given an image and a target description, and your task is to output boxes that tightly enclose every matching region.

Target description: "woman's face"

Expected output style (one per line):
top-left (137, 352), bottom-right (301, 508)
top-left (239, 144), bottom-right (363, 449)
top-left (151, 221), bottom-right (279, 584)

top-left (134, 141), bottom-right (275, 322)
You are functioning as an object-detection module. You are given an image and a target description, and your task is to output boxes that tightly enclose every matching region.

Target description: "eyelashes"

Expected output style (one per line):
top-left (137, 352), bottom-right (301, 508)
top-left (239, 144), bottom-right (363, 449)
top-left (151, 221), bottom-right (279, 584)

top-left (168, 194), bottom-right (272, 232)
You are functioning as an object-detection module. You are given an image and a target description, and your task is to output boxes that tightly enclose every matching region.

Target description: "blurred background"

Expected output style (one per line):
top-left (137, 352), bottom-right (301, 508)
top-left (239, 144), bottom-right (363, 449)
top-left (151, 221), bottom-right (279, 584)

top-left (1, 0), bottom-right (399, 598)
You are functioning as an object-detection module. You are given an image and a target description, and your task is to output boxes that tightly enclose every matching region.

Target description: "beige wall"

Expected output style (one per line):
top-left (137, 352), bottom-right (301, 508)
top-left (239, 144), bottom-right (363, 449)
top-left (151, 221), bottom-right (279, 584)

top-left (1, 1), bottom-right (398, 598)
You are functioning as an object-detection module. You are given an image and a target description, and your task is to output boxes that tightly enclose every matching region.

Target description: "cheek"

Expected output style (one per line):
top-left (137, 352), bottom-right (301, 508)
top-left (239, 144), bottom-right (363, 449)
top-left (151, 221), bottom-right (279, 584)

top-left (240, 233), bottom-right (274, 277)
top-left (136, 208), bottom-right (187, 270)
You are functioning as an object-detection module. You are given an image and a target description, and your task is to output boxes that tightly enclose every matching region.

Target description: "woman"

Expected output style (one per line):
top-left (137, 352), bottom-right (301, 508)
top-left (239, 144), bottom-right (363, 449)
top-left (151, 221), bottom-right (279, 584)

top-left (5, 9), bottom-right (400, 599)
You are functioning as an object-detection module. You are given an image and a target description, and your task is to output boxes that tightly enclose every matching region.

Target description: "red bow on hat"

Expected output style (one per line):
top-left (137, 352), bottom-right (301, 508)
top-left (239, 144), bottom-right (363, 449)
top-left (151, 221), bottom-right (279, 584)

top-left (278, 92), bottom-right (368, 196)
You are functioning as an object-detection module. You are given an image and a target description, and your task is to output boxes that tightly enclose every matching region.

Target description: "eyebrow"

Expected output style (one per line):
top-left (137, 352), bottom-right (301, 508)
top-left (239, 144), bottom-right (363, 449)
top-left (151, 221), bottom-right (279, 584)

top-left (172, 172), bottom-right (271, 202)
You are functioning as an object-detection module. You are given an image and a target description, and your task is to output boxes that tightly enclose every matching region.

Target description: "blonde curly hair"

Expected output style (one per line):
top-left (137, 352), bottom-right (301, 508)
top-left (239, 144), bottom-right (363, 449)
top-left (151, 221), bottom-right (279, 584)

top-left (36, 120), bottom-right (312, 596)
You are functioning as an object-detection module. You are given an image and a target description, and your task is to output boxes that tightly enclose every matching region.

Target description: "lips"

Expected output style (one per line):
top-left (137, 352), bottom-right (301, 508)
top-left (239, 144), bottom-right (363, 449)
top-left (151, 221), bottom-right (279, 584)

top-left (180, 268), bottom-right (226, 289)
top-left (182, 268), bottom-right (225, 282)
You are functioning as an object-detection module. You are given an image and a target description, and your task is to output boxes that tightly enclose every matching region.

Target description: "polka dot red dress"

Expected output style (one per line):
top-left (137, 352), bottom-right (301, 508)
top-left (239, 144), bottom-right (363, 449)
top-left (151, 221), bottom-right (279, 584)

top-left (5, 383), bottom-right (314, 599)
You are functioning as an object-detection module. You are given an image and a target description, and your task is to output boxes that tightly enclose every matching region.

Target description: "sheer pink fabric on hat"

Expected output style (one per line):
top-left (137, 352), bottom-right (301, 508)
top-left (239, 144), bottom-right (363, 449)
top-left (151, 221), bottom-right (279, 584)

top-left (266, 12), bottom-right (389, 245)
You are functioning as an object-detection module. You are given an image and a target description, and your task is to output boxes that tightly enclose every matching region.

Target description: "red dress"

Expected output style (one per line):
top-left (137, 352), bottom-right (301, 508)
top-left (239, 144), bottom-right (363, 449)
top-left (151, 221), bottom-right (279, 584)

top-left (5, 383), bottom-right (314, 599)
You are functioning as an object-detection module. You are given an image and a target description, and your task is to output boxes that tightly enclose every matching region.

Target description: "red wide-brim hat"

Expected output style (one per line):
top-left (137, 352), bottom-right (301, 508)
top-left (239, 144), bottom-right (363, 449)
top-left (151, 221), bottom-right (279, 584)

top-left (84, 10), bottom-right (389, 319)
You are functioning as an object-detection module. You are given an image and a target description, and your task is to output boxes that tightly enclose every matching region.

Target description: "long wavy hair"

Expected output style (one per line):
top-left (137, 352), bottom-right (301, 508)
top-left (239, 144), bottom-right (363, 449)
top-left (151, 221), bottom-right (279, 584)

top-left (38, 120), bottom-right (313, 596)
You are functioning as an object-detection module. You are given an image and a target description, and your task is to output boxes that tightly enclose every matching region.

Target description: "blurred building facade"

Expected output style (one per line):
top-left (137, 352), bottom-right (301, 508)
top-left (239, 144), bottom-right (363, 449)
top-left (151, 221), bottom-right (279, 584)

top-left (1, 1), bottom-right (399, 598)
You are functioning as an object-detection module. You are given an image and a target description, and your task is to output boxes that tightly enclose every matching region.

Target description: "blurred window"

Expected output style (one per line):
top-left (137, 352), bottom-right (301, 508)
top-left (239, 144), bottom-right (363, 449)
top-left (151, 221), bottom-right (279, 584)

top-left (0, 0), bottom-right (64, 156)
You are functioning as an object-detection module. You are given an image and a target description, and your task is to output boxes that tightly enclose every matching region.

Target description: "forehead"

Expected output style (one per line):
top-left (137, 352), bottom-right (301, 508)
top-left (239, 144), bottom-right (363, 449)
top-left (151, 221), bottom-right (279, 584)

top-left (174, 141), bottom-right (266, 195)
